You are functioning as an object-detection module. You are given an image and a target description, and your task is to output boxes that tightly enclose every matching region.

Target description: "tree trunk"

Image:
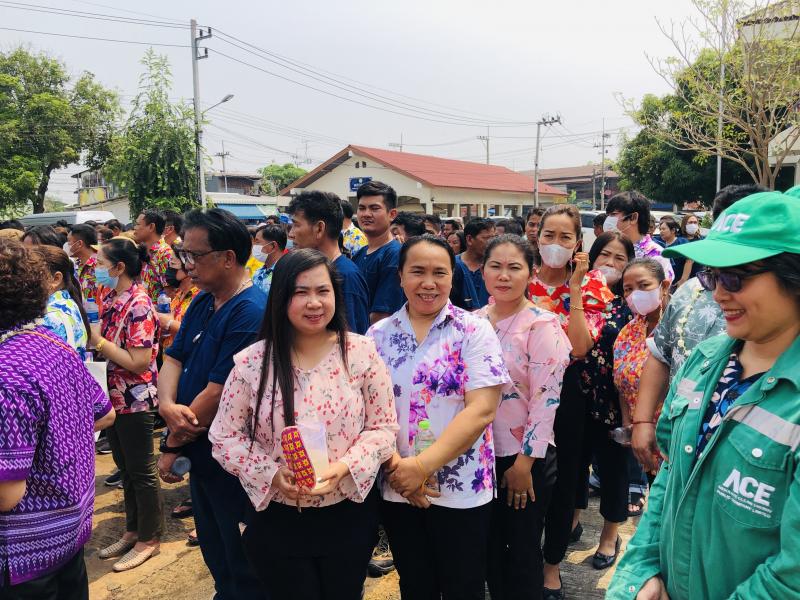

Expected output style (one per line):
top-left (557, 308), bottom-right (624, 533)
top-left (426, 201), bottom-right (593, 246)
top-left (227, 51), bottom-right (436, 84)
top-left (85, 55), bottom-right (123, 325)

top-left (34, 163), bottom-right (56, 213)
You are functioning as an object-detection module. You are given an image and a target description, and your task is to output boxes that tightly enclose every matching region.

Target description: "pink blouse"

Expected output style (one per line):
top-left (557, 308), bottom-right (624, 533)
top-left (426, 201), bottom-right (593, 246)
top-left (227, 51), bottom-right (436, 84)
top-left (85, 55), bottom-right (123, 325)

top-left (475, 306), bottom-right (572, 457)
top-left (209, 333), bottom-right (399, 511)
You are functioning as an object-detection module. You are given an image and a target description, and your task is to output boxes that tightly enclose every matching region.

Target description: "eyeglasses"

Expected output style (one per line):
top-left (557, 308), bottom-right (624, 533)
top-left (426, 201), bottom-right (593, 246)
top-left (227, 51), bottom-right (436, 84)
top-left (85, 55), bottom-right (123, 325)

top-left (697, 267), bottom-right (770, 293)
top-left (178, 249), bottom-right (219, 266)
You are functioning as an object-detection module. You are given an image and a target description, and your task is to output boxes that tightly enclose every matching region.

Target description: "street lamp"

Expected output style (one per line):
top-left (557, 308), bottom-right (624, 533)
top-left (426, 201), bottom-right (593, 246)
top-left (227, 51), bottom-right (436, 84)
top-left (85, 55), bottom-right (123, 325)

top-left (195, 94), bottom-right (234, 209)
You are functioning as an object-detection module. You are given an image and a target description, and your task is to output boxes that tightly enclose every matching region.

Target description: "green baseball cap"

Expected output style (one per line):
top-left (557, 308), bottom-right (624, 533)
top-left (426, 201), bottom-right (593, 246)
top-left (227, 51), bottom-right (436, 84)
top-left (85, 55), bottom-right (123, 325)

top-left (785, 184), bottom-right (800, 199)
top-left (662, 191), bottom-right (800, 267)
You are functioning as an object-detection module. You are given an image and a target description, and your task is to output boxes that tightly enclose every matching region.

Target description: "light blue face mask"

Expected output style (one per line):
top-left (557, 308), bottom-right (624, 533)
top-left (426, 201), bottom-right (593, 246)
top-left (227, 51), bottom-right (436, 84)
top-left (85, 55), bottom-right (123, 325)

top-left (95, 266), bottom-right (119, 289)
top-left (285, 239), bottom-right (294, 250)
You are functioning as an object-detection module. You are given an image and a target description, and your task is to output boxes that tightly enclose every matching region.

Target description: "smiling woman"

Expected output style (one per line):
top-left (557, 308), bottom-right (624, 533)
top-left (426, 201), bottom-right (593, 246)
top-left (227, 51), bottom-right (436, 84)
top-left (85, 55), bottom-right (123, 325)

top-left (368, 234), bottom-right (511, 599)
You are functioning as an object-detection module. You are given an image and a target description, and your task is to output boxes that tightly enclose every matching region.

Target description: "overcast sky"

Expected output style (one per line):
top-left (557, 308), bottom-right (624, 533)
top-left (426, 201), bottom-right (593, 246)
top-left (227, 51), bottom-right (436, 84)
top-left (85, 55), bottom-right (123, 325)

top-left (2, 0), bottom-right (706, 203)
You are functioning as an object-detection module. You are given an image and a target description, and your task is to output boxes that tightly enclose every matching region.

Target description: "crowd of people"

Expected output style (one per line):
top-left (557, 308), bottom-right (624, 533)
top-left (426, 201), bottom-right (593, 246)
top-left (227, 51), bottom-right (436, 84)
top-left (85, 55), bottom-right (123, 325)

top-left (1, 179), bottom-right (800, 600)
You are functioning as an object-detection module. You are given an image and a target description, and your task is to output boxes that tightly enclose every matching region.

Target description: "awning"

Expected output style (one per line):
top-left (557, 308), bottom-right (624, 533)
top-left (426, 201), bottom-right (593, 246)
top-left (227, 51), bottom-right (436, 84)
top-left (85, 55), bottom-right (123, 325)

top-left (216, 204), bottom-right (275, 220)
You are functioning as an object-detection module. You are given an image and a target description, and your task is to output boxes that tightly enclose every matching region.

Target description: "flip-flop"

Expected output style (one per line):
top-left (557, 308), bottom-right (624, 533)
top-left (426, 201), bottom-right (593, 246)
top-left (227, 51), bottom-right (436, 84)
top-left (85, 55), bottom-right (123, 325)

top-left (628, 492), bottom-right (645, 517)
top-left (171, 498), bottom-right (193, 519)
top-left (187, 531), bottom-right (200, 546)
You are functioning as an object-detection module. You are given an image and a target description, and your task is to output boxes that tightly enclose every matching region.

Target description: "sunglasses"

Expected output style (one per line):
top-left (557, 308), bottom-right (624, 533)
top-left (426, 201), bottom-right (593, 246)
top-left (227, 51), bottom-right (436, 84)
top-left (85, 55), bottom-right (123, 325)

top-left (697, 267), bottom-right (770, 293)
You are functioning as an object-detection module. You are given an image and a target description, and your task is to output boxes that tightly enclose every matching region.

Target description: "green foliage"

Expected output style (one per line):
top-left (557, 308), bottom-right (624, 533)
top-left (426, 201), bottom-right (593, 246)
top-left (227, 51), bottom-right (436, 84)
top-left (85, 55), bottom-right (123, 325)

top-left (106, 50), bottom-right (198, 217)
top-left (0, 47), bottom-right (120, 213)
top-left (258, 163), bottom-right (308, 194)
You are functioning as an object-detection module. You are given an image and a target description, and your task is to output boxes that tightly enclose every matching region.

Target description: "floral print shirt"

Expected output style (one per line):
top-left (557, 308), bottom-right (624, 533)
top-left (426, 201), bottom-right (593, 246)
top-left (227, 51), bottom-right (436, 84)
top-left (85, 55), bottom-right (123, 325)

top-left (209, 334), bottom-right (398, 511)
top-left (579, 296), bottom-right (633, 426)
top-left (634, 234), bottom-right (675, 282)
top-left (76, 254), bottom-right (102, 305)
top-left (648, 278), bottom-right (726, 380)
top-left (140, 238), bottom-right (174, 302)
top-left (43, 290), bottom-right (89, 360)
top-left (342, 223), bottom-right (368, 256)
top-left (252, 261), bottom-right (278, 297)
top-left (613, 314), bottom-right (652, 414)
top-left (528, 269), bottom-right (614, 342)
top-left (475, 306), bottom-right (571, 457)
top-left (101, 283), bottom-right (160, 414)
top-left (162, 285), bottom-right (199, 351)
top-left (368, 301), bottom-right (511, 509)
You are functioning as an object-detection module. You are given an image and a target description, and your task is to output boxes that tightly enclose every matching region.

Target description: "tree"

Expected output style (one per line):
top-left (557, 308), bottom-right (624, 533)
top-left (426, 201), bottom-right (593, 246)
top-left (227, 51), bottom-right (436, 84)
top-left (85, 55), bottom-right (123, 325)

top-left (106, 50), bottom-right (198, 216)
top-left (629, 0), bottom-right (800, 189)
top-left (616, 94), bottom-right (752, 206)
top-left (259, 163), bottom-right (308, 195)
top-left (0, 47), bottom-right (120, 213)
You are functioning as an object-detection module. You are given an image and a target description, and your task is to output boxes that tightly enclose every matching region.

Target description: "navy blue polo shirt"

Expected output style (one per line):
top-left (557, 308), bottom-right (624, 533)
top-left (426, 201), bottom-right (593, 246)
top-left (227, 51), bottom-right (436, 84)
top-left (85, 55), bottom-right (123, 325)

top-left (352, 240), bottom-right (405, 316)
top-left (333, 255), bottom-right (370, 334)
top-left (165, 285), bottom-right (266, 473)
top-left (455, 255), bottom-right (489, 308)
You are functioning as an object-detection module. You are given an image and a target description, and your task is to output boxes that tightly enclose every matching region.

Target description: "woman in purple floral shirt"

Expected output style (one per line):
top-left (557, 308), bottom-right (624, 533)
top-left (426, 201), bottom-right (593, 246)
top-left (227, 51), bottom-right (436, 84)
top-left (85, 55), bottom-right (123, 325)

top-left (368, 235), bottom-right (510, 599)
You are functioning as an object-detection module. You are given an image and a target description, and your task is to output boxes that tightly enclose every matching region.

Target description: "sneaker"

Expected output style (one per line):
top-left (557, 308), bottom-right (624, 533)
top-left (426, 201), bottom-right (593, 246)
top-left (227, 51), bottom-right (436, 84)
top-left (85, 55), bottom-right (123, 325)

top-left (96, 439), bottom-right (112, 455)
top-left (367, 527), bottom-right (394, 577)
top-left (105, 470), bottom-right (123, 488)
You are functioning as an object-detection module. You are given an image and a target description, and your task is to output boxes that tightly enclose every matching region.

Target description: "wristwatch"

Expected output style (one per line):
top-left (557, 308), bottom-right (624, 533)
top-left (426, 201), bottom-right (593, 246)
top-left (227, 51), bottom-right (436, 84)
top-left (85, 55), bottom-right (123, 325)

top-left (159, 433), bottom-right (182, 454)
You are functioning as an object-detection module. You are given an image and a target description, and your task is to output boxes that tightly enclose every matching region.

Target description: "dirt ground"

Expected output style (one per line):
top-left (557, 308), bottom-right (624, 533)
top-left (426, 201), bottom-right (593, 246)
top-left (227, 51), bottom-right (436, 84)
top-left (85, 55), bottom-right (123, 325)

top-left (88, 449), bottom-right (637, 599)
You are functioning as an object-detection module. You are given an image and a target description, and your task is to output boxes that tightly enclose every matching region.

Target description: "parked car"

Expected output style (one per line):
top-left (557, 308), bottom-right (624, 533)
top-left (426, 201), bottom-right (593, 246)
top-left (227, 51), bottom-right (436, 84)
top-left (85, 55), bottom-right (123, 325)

top-left (18, 210), bottom-right (116, 228)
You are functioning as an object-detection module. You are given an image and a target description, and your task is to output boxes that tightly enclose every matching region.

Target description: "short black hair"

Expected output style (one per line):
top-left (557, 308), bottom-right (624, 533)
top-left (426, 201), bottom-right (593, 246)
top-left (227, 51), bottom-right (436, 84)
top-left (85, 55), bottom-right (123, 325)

top-left (162, 209), bottom-right (184, 236)
top-left (140, 209), bottom-right (166, 236)
top-left (182, 208), bottom-right (252, 266)
top-left (464, 217), bottom-right (495, 240)
top-left (22, 225), bottom-right (63, 248)
top-left (525, 208), bottom-right (545, 221)
top-left (392, 212), bottom-right (426, 237)
top-left (659, 216), bottom-right (681, 234)
top-left (593, 213), bottom-right (607, 228)
top-left (606, 190), bottom-right (652, 235)
top-left (341, 200), bottom-right (355, 220)
top-left (712, 184), bottom-right (769, 220)
top-left (447, 230), bottom-right (466, 254)
top-left (495, 218), bottom-right (523, 236)
top-left (69, 224), bottom-right (97, 246)
top-left (288, 191), bottom-right (344, 242)
top-left (258, 224), bottom-right (288, 250)
top-left (423, 214), bottom-right (441, 228)
top-left (356, 180), bottom-right (397, 210)
top-left (0, 219), bottom-right (24, 231)
top-left (265, 215), bottom-right (282, 226)
top-left (105, 219), bottom-right (123, 232)
top-left (443, 219), bottom-right (461, 231)
top-left (399, 234), bottom-right (455, 271)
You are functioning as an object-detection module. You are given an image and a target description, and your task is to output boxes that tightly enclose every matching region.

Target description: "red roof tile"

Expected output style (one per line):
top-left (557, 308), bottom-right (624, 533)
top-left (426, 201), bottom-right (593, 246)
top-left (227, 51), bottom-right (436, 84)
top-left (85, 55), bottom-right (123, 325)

top-left (281, 145), bottom-right (567, 196)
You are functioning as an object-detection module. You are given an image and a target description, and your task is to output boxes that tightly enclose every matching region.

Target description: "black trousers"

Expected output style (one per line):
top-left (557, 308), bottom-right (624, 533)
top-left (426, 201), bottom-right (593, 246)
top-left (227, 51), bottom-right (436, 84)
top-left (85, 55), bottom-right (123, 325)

top-left (243, 487), bottom-right (380, 600)
top-left (487, 448), bottom-right (558, 600)
top-left (543, 362), bottom-right (586, 566)
top-left (0, 549), bottom-right (87, 600)
top-left (575, 419), bottom-right (629, 523)
top-left (382, 498), bottom-right (492, 600)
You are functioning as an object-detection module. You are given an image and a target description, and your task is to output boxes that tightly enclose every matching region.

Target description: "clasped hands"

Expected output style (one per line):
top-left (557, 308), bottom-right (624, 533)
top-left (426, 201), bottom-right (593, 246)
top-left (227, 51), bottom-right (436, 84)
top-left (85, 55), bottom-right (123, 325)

top-left (383, 453), bottom-right (441, 509)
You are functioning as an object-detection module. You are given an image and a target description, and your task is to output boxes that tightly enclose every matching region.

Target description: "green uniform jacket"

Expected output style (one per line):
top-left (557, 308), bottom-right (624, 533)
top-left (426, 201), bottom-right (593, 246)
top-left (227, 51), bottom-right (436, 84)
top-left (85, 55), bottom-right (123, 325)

top-left (608, 333), bottom-right (800, 600)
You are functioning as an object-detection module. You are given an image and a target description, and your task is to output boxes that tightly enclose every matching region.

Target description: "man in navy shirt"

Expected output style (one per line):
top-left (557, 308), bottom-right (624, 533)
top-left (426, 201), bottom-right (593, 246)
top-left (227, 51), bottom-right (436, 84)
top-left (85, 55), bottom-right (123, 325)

top-left (352, 181), bottom-right (406, 323)
top-left (157, 209), bottom-right (266, 600)
top-left (456, 217), bottom-right (496, 308)
top-left (287, 190), bottom-right (370, 334)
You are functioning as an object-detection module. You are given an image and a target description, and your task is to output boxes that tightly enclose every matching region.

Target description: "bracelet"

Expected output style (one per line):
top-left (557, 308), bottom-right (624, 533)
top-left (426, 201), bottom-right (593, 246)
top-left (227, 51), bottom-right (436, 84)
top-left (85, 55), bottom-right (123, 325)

top-left (96, 338), bottom-right (106, 353)
top-left (571, 305), bottom-right (585, 311)
top-left (414, 456), bottom-right (428, 490)
top-left (631, 420), bottom-right (656, 426)
top-left (166, 319), bottom-right (174, 334)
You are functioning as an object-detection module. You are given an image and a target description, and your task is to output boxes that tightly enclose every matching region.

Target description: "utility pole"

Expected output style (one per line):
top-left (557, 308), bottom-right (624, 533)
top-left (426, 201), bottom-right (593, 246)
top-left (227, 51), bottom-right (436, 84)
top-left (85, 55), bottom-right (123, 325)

top-left (191, 19), bottom-right (212, 208)
top-left (592, 165), bottom-right (597, 210)
top-left (477, 126), bottom-right (490, 165)
top-left (716, 0), bottom-right (728, 192)
top-left (533, 115), bottom-right (561, 208)
top-left (215, 141), bottom-right (230, 192)
top-left (593, 118), bottom-right (612, 210)
top-left (388, 133), bottom-right (404, 152)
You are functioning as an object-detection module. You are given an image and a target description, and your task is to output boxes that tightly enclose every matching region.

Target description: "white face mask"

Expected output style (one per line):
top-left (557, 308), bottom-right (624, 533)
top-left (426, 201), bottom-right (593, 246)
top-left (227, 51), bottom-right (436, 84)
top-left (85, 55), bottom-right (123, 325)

top-left (539, 243), bottom-right (574, 268)
top-left (685, 223), bottom-right (699, 235)
top-left (602, 216), bottom-right (619, 232)
top-left (626, 288), bottom-right (662, 316)
top-left (597, 264), bottom-right (622, 286)
top-left (63, 242), bottom-right (73, 256)
top-left (252, 245), bottom-right (268, 263)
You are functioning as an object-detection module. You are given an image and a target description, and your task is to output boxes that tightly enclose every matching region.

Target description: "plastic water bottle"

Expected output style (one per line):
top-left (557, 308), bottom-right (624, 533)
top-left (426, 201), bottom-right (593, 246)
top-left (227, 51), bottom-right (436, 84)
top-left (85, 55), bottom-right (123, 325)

top-left (610, 426), bottom-right (632, 445)
top-left (157, 291), bottom-right (171, 314)
top-left (414, 419), bottom-right (439, 491)
top-left (85, 298), bottom-right (99, 324)
top-left (171, 456), bottom-right (192, 477)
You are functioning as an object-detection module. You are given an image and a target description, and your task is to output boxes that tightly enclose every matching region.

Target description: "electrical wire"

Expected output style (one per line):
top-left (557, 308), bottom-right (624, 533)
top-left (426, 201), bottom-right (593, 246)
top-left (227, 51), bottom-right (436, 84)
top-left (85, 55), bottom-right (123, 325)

top-left (0, 1), bottom-right (188, 28)
top-left (0, 26), bottom-right (191, 47)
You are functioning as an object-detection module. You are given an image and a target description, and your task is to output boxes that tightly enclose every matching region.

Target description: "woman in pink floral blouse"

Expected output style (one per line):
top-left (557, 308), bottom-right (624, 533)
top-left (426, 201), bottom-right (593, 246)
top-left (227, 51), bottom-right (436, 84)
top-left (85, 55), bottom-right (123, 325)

top-left (209, 248), bottom-right (398, 599)
top-left (476, 234), bottom-right (572, 599)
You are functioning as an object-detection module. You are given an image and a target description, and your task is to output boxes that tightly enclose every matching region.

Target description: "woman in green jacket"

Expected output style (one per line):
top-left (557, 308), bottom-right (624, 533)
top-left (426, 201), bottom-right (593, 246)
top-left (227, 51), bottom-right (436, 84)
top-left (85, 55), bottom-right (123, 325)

top-left (609, 190), bottom-right (800, 600)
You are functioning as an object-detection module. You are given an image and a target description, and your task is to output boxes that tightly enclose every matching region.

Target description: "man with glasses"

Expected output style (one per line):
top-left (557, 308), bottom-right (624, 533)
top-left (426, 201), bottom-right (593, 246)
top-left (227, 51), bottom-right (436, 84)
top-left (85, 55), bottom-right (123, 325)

top-left (632, 184), bottom-right (766, 472)
top-left (157, 209), bottom-right (267, 600)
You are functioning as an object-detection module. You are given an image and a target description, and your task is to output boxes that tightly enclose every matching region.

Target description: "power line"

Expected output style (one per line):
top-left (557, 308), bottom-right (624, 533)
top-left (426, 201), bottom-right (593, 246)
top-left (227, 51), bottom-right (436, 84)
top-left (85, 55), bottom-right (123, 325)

top-left (0, 26), bottom-right (192, 47)
top-left (0, 1), bottom-right (188, 28)
top-left (65, 0), bottom-right (184, 24)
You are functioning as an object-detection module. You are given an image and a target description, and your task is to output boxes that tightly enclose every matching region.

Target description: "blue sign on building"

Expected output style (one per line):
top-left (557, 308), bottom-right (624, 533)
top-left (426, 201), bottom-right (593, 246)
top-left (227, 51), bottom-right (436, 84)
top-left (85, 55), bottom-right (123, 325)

top-left (349, 176), bottom-right (372, 192)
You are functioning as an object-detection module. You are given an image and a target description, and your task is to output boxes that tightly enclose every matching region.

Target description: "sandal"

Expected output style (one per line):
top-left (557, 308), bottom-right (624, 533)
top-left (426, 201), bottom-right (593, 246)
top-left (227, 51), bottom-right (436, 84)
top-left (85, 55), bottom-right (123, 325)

top-left (187, 530), bottom-right (199, 546)
top-left (171, 498), bottom-right (193, 519)
top-left (112, 545), bottom-right (160, 572)
top-left (628, 492), bottom-right (645, 518)
top-left (98, 538), bottom-right (136, 559)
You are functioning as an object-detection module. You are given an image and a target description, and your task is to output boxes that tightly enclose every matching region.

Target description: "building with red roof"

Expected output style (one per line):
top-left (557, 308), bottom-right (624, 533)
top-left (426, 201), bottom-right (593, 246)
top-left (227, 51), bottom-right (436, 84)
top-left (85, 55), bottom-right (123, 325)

top-left (280, 145), bottom-right (568, 217)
